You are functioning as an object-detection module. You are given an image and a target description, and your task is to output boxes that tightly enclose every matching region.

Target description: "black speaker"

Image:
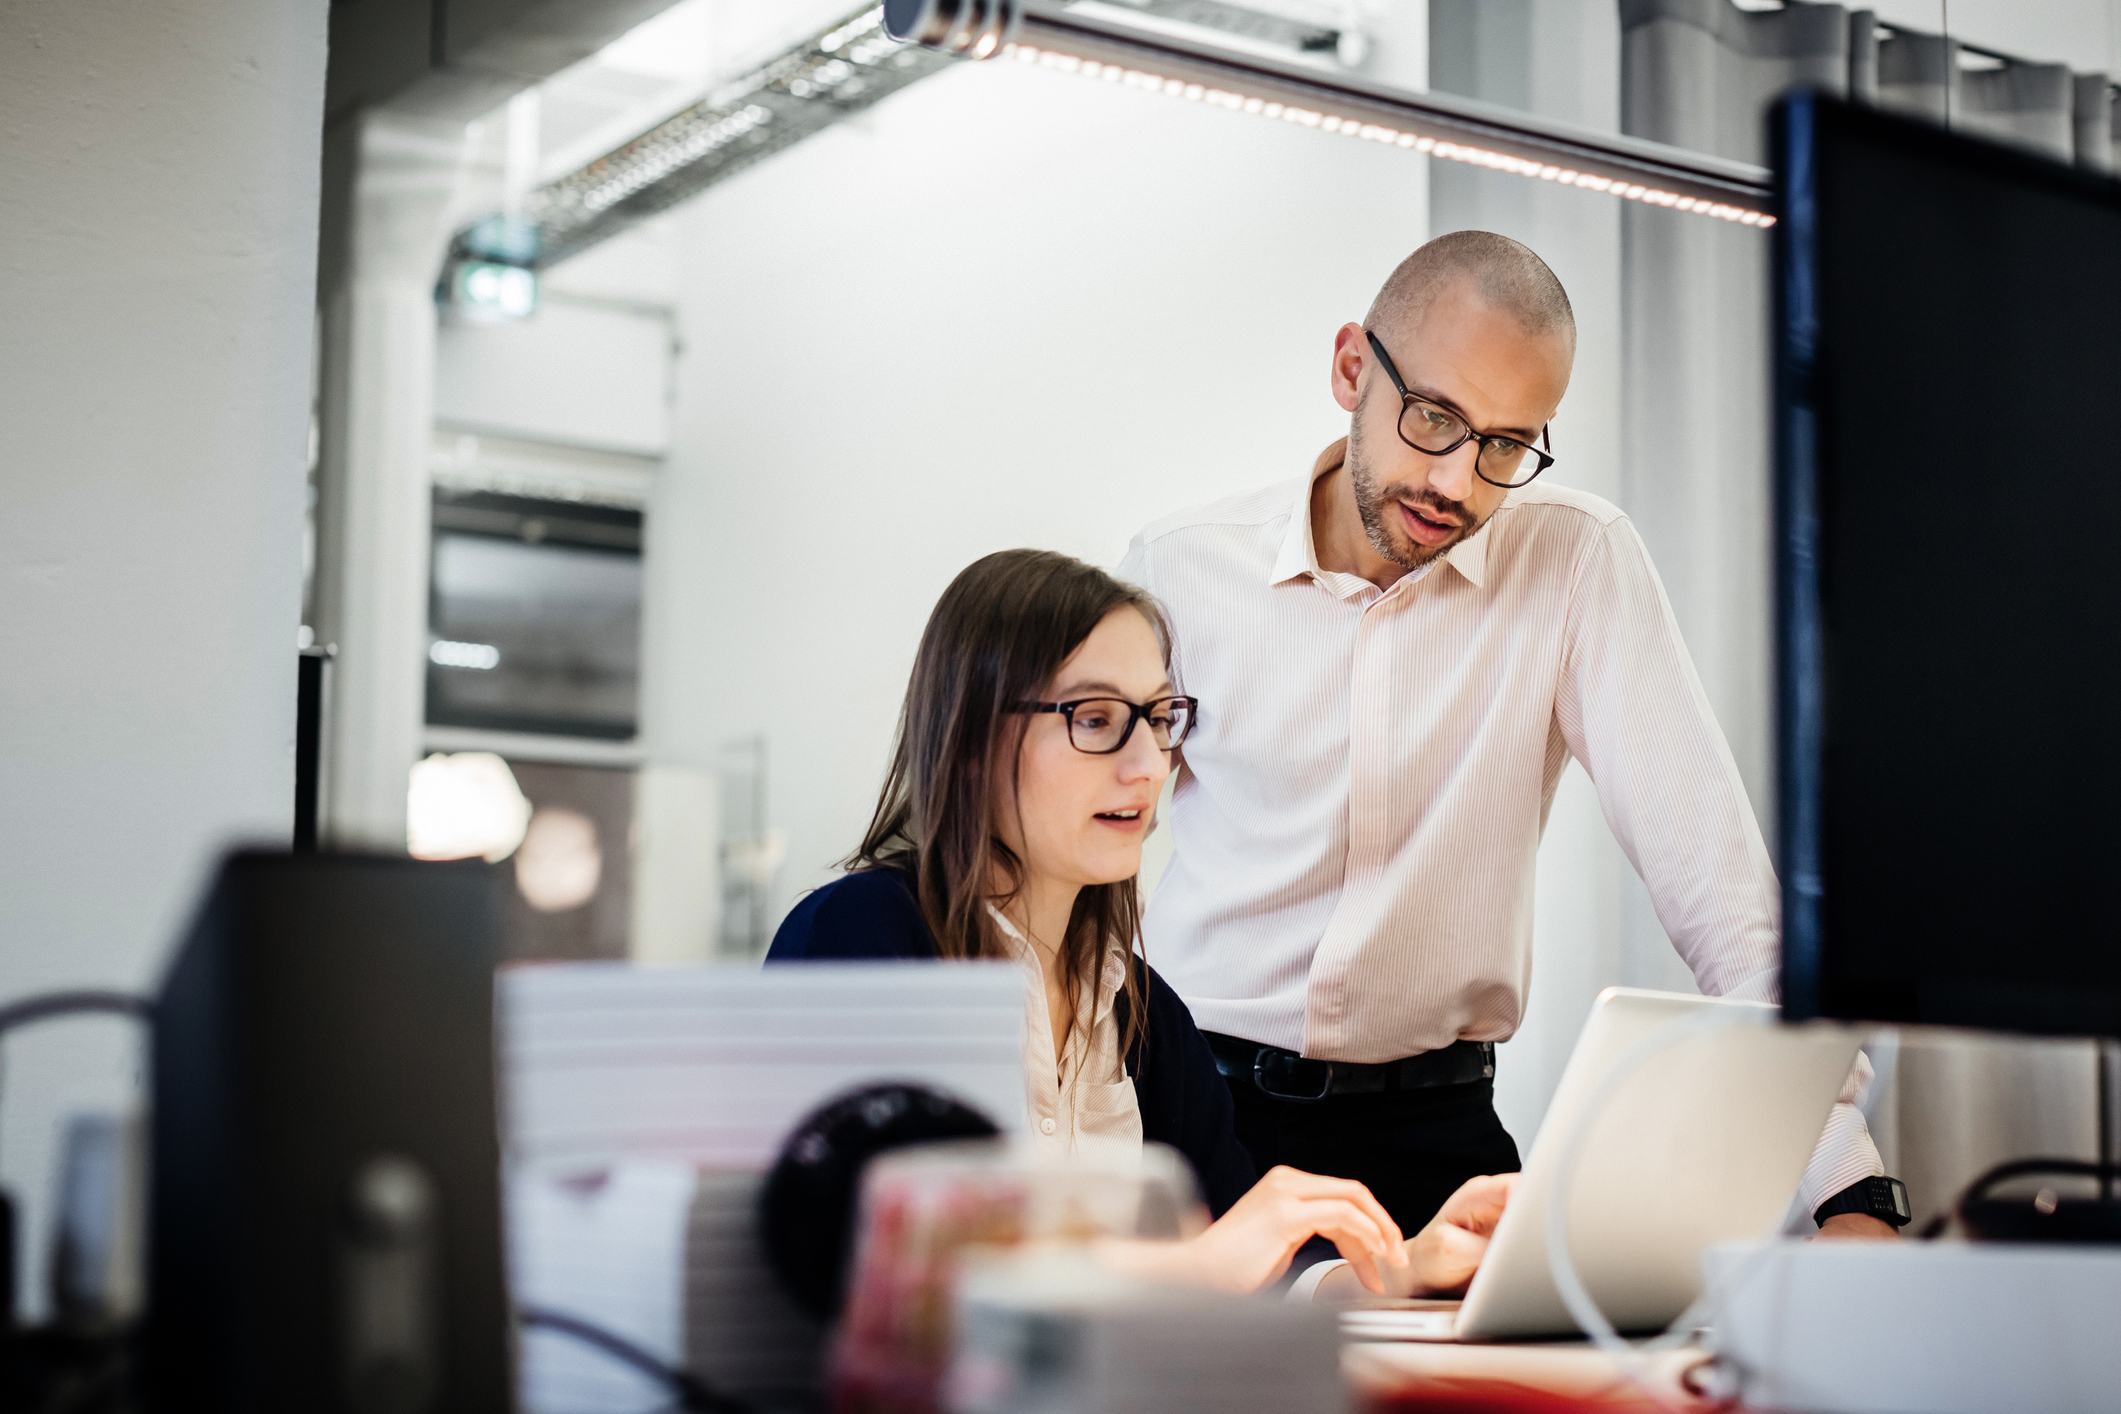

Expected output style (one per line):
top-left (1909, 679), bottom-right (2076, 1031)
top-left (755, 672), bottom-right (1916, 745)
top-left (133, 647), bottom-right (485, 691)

top-left (148, 851), bottom-right (513, 1413)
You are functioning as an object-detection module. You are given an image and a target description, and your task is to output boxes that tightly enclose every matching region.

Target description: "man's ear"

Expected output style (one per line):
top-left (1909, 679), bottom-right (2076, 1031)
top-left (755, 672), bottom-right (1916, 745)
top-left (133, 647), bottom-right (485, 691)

top-left (1330, 322), bottom-right (1366, 414)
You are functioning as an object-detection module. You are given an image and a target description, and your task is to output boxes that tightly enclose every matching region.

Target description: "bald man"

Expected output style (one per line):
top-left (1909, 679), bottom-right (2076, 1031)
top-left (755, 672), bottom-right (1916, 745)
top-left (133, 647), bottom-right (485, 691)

top-left (1120, 231), bottom-right (1900, 1257)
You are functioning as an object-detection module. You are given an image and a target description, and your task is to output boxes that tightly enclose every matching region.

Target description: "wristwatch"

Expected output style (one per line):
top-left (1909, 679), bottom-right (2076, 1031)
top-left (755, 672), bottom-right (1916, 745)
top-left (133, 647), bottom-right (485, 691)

top-left (1813, 1175), bottom-right (1912, 1228)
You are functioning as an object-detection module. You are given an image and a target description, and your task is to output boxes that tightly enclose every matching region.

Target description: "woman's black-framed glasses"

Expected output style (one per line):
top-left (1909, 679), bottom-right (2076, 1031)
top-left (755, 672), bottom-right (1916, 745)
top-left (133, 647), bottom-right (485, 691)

top-left (1011, 696), bottom-right (1199, 755)
top-left (1363, 329), bottom-right (1555, 489)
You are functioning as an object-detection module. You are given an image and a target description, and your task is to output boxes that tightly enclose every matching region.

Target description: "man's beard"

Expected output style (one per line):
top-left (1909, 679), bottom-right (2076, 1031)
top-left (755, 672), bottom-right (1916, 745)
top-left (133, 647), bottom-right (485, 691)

top-left (1346, 407), bottom-right (1488, 570)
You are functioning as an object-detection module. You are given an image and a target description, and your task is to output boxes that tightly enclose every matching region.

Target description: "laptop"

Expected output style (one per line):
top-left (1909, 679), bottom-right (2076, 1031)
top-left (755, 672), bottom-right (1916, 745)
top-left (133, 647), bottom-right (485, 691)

top-left (1337, 987), bottom-right (1863, 1343)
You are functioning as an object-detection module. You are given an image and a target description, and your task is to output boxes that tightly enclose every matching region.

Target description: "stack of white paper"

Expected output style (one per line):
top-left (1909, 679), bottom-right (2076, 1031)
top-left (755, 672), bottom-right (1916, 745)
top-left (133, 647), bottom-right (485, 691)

top-left (496, 960), bottom-right (1029, 1413)
top-left (499, 960), bottom-right (1029, 1172)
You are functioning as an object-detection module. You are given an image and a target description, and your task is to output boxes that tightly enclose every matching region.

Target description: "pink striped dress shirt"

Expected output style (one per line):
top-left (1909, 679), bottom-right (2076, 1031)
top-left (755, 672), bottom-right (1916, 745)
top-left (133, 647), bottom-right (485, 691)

top-left (1120, 441), bottom-right (1880, 1211)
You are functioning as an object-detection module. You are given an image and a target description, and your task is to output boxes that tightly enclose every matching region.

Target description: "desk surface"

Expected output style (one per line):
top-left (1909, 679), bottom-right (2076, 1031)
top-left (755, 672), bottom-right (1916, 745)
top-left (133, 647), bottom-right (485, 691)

top-left (1345, 1340), bottom-right (1713, 1414)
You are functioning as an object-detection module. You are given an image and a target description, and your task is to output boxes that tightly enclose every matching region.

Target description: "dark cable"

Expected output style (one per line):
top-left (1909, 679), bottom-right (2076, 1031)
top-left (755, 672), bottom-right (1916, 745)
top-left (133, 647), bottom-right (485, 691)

top-left (518, 1306), bottom-right (749, 1414)
top-left (0, 992), bottom-right (152, 1130)
top-left (1940, 0), bottom-right (1950, 129)
top-left (0, 993), bottom-right (151, 1037)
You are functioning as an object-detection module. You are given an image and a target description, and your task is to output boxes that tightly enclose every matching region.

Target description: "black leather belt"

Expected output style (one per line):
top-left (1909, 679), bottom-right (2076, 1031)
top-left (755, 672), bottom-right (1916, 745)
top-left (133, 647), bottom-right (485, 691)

top-left (1204, 1031), bottom-right (1495, 1104)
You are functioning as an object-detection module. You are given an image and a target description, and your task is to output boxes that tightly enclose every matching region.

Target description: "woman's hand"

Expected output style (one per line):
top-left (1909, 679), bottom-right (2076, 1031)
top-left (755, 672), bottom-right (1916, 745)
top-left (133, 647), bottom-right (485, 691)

top-left (1311, 1171), bottom-right (1517, 1302)
top-left (1117, 1165), bottom-right (1410, 1294)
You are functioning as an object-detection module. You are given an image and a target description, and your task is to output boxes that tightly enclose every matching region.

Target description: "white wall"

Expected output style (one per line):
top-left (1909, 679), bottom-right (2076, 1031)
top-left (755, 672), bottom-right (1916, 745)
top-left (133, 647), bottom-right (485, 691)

top-left (644, 46), bottom-right (1434, 928)
top-left (436, 297), bottom-right (676, 456)
top-left (0, 0), bottom-right (327, 1312)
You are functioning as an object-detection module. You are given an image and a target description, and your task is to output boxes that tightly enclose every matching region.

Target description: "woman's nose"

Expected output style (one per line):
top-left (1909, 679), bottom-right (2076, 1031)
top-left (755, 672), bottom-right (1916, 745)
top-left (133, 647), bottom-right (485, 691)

top-left (1118, 727), bottom-right (1168, 784)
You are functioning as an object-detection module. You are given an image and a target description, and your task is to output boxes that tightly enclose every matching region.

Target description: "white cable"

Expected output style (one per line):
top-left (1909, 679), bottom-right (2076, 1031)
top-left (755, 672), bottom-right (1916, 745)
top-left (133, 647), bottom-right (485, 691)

top-left (1540, 1004), bottom-right (1784, 1414)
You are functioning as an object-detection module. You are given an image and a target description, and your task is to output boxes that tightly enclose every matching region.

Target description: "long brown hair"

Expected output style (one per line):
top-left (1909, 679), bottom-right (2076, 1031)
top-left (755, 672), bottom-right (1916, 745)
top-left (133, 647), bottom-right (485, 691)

top-left (851, 549), bottom-right (1169, 1068)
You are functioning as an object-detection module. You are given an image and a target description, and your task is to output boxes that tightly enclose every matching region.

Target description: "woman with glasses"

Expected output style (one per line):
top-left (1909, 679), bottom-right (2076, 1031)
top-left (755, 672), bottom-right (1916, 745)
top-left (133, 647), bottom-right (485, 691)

top-left (767, 548), bottom-right (1512, 1297)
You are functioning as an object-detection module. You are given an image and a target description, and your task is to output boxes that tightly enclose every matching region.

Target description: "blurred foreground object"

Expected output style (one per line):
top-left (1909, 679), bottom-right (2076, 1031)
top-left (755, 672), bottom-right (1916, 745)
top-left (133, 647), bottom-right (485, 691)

top-left (508, 1163), bottom-right (697, 1414)
top-left (49, 1114), bottom-right (145, 1333)
top-left (948, 1248), bottom-right (1343, 1414)
top-left (498, 961), bottom-right (1026, 1173)
top-left (149, 852), bottom-right (512, 1413)
top-left (831, 1141), bottom-right (1200, 1414)
top-left (1343, 1340), bottom-right (1708, 1414)
top-left (760, 1085), bottom-right (1002, 1323)
top-left (1706, 1240), bottom-right (2121, 1413)
top-left (0, 993), bottom-right (153, 1413)
top-left (496, 962), bottom-right (1026, 1410)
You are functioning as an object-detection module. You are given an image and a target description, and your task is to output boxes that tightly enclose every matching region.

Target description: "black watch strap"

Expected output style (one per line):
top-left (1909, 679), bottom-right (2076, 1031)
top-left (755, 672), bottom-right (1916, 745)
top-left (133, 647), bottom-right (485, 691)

top-left (1813, 1175), bottom-right (1912, 1228)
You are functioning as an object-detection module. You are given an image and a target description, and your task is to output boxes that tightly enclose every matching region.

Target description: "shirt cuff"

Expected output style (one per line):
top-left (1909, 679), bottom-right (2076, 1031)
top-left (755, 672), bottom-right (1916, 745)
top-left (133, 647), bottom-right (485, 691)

top-left (1797, 1100), bottom-right (1885, 1217)
top-left (1285, 1258), bottom-right (1349, 1302)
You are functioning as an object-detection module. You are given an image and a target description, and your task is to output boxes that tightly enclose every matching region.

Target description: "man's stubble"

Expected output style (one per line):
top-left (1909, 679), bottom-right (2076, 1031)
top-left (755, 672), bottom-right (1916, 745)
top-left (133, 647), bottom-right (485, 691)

top-left (1345, 393), bottom-right (1489, 572)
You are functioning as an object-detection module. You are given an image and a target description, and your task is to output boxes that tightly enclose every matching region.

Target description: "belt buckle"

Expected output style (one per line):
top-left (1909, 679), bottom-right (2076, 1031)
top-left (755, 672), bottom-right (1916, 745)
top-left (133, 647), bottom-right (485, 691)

top-left (1254, 1051), bottom-right (1333, 1103)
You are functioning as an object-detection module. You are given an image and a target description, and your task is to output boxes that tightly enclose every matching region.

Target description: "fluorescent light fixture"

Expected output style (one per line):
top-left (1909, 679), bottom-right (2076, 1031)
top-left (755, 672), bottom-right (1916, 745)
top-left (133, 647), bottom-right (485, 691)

top-left (430, 639), bottom-right (503, 670)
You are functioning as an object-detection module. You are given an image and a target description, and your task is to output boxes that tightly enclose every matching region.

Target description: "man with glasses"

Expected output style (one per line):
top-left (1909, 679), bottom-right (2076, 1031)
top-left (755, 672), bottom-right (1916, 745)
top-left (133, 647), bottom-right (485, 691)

top-left (1119, 231), bottom-right (1900, 1263)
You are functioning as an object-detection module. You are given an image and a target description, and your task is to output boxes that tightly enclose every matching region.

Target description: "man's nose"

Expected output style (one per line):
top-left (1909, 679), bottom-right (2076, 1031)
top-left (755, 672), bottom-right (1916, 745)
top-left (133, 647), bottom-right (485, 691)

top-left (1428, 441), bottom-right (1480, 502)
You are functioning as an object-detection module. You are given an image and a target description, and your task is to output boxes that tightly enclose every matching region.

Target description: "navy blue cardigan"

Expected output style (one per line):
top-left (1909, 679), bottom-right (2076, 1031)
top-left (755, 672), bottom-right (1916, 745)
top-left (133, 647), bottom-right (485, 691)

top-left (765, 868), bottom-right (1257, 1218)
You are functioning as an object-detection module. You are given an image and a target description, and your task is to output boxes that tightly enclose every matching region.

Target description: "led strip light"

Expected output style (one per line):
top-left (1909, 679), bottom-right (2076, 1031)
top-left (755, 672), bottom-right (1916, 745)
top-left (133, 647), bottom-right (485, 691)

top-left (999, 5), bottom-right (1776, 226)
top-left (1009, 40), bottom-right (1773, 226)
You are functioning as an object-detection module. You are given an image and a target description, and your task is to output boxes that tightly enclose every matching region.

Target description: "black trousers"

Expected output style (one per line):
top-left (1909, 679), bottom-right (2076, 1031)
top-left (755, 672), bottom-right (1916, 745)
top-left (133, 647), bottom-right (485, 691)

top-left (1225, 1074), bottom-right (1522, 1239)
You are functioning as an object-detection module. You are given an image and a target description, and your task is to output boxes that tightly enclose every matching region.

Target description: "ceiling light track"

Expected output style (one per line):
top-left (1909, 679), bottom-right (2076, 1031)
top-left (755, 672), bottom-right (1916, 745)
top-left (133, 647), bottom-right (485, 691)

top-left (498, 6), bottom-right (957, 269)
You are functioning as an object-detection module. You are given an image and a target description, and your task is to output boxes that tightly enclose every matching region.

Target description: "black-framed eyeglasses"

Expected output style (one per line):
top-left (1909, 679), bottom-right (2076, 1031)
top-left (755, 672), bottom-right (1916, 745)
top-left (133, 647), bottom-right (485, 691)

top-left (1363, 329), bottom-right (1556, 489)
top-left (1010, 696), bottom-right (1199, 755)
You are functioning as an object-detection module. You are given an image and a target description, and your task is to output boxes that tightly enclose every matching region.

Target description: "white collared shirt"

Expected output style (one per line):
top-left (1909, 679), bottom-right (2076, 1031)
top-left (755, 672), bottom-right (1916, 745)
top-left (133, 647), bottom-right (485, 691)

top-left (1121, 441), bottom-right (1880, 1211)
top-left (985, 905), bottom-right (1144, 1166)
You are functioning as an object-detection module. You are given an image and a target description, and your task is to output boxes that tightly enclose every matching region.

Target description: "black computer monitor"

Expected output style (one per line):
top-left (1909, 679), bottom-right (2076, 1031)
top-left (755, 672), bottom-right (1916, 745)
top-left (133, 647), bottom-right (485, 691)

top-left (1772, 93), bottom-right (2121, 1037)
top-left (150, 852), bottom-right (513, 1412)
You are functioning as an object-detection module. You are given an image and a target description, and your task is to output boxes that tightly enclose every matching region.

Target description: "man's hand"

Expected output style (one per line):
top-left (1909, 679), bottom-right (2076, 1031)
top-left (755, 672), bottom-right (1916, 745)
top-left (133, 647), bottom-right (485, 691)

top-left (1814, 1212), bottom-right (1899, 1241)
top-left (1401, 1172), bottom-right (1517, 1296)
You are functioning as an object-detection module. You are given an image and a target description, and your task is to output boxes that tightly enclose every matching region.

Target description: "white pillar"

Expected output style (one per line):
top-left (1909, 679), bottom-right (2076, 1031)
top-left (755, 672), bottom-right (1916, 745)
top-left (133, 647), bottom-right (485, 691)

top-left (0, 0), bottom-right (328, 1316)
top-left (313, 113), bottom-right (472, 850)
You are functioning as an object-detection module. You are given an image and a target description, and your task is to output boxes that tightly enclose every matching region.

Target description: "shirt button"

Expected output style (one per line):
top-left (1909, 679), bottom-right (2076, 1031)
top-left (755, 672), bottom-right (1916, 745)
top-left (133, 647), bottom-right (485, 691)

top-left (1039, 1117), bottom-right (1057, 1136)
